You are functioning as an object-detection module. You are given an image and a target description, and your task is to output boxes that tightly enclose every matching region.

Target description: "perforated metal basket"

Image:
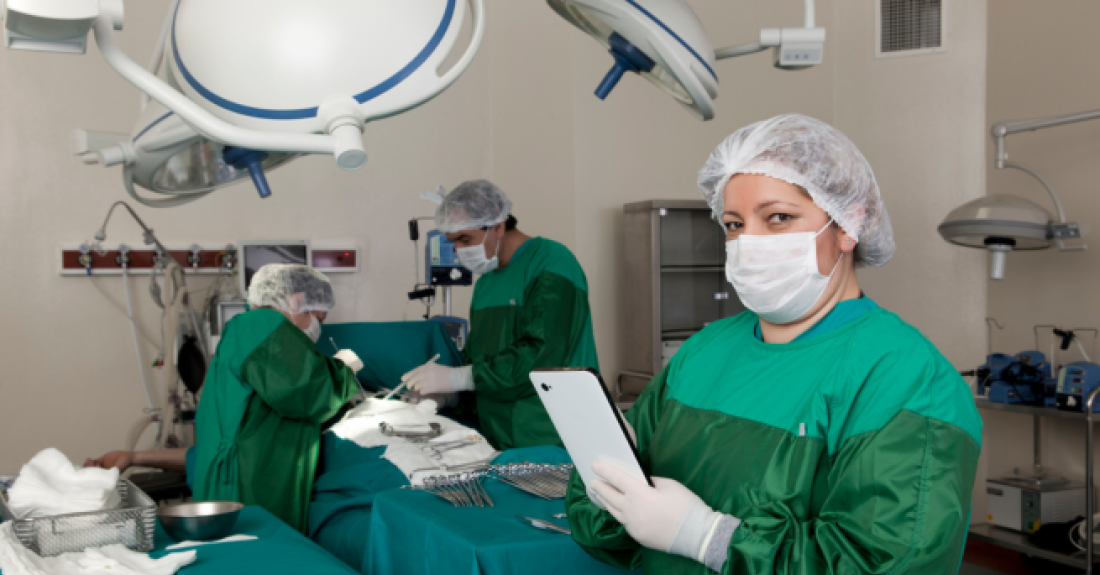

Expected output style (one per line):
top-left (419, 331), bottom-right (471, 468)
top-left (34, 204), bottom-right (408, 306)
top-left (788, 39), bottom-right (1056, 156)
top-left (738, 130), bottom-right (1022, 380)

top-left (0, 476), bottom-right (156, 557)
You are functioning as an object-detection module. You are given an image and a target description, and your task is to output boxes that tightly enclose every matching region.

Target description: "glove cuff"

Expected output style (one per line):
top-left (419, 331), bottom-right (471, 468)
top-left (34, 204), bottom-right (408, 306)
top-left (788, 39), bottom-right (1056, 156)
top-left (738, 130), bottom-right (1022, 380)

top-left (701, 515), bottom-right (741, 572)
top-left (667, 499), bottom-right (721, 561)
top-left (449, 365), bottom-right (475, 392)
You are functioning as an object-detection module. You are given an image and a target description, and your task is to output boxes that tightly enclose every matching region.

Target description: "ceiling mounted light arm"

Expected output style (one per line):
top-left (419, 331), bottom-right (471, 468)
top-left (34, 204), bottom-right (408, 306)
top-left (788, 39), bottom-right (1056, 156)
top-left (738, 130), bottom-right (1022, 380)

top-left (714, 0), bottom-right (824, 68)
top-left (140, 0), bottom-right (179, 111)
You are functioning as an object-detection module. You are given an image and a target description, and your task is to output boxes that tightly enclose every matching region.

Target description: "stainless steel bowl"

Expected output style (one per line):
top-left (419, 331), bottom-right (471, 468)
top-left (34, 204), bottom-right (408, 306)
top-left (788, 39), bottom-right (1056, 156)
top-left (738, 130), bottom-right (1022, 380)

top-left (157, 501), bottom-right (243, 542)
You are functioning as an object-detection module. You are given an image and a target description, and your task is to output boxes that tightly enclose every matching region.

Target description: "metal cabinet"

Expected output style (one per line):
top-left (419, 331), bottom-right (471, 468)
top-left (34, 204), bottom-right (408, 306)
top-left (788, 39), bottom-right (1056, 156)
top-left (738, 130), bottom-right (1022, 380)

top-left (620, 200), bottom-right (744, 402)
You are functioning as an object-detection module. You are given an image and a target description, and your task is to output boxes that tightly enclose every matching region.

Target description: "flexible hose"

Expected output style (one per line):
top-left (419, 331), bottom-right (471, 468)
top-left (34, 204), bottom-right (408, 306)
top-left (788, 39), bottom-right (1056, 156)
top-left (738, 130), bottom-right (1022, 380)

top-left (123, 264), bottom-right (156, 412)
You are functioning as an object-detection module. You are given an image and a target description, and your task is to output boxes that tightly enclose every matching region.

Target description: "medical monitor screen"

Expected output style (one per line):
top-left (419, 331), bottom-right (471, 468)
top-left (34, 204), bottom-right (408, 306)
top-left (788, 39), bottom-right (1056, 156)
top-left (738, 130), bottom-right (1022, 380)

top-left (242, 243), bottom-right (309, 291)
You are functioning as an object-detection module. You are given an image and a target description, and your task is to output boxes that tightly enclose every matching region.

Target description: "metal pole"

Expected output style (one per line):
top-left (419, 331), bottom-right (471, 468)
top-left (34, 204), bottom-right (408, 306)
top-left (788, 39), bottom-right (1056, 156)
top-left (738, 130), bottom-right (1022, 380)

top-left (1085, 385), bottom-right (1100, 574)
top-left (994, 109), bottom-right (1100, 137)
top-left (1034, 415), bottom-right (1042, 477)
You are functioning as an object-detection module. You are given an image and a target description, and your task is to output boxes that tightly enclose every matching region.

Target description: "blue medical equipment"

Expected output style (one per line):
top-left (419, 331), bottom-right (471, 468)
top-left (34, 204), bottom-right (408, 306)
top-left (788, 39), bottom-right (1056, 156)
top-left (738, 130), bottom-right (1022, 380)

top-left (977, 351), bottom-right (1055, 407)
top-left (422, 231), bottom-right (472, 349)
top-left (1055, 362), bottom-right (1100, 412)
top-left (425, 230), bottom-right (473, 288)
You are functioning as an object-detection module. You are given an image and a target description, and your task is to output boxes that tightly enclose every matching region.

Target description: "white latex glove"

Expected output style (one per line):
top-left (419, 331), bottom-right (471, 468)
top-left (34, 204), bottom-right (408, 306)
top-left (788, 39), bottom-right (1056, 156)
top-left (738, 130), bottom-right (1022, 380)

top-left (333, 349), bottom-right (364, 373)
top-left (589, 460), bottom-right (721, 561)
top-left (401, 359), bottom-right (474, 395)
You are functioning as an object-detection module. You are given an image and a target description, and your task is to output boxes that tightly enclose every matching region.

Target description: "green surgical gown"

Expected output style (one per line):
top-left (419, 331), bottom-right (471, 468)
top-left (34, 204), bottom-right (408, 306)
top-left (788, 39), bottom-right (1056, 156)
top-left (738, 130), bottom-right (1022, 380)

top-left (566, 305), bottom-right (983, 574)
top-left (192, 308), bottom-right (358, 533)
top-left (465, 237), bottom-right (600, 450)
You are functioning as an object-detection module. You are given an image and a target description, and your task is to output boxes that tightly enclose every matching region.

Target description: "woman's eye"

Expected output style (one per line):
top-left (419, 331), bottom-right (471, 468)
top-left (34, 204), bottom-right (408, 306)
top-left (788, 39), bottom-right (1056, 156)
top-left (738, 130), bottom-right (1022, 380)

top-left (768, 213), bottom-right (794, 224)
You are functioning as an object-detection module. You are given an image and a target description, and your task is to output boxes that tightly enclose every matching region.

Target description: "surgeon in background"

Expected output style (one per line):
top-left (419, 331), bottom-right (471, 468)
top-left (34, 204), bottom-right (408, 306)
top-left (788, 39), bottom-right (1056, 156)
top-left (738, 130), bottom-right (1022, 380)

top-left (174, 264), bottom-right (358, 533)
top-left (566, 115), bottom-right (982, 574)
top-left (401, 180), bottom-right (599, 450)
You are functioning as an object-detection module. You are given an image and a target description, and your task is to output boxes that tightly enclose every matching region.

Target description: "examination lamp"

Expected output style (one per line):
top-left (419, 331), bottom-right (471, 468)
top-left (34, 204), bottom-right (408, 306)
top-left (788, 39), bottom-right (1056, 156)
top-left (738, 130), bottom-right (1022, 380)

top-left (938, 110), bottom-right (1097, 280)
top-left (5, 0), bottom-right (486, 200)
top-left (548, 0), bottom-right (825, 120)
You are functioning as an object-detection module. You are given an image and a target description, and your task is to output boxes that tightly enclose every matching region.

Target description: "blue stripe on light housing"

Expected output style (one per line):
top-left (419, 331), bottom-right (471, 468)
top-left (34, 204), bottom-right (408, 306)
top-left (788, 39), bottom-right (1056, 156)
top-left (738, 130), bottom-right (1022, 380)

top-left (624, 0), bottom-right (718, 82)
top-left (171, 0), bottom-right (457, 120)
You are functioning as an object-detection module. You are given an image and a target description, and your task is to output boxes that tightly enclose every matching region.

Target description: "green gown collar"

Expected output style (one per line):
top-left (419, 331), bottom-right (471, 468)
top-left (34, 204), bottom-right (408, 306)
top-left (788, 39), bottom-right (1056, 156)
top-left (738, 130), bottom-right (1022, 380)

top-left (753, 295), bottom-right (880, 344)
top-left (489, 237), bottom-right (534, 274)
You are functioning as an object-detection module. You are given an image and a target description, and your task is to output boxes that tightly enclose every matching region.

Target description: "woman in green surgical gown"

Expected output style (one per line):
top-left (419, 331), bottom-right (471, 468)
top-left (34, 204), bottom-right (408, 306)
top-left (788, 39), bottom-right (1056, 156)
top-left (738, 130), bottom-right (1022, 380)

top-left (190, 264), bottom-right (358, 533)
top-left (566, 115), bottom-right (982, 574)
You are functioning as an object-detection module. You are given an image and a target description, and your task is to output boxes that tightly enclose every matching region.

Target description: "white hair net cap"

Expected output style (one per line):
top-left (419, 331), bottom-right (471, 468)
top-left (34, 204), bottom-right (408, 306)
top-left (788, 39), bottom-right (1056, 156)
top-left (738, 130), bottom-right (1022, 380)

top-left (246, 264), bottom-right (335, 315)
top-left (435, 179), bottom-right (513, 233)
top-left (697, 114), bottom-right (895, 267)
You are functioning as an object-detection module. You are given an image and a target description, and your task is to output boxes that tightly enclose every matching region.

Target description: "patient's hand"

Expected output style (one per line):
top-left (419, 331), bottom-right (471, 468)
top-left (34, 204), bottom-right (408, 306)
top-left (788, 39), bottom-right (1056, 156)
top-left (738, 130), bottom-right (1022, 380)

top-left (84, 451), bottom-right (135, 471)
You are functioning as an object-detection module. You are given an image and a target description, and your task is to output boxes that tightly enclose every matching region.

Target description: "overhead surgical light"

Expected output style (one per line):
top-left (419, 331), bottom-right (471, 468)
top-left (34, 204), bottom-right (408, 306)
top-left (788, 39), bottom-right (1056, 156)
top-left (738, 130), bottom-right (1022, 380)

top-left (938, 110), bottom-right (1097, 280)
top-left (74, 101), bottom-right (299, 207)
top-left (5, 0), bottom-right (485, 202)
top-left (547, 0), bottom-right (825, 120)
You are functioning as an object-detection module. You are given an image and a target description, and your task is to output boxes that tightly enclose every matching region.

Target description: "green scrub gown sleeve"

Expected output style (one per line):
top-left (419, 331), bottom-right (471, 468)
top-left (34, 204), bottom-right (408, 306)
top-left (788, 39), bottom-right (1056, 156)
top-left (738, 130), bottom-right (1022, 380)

top-left (564, 367), bottom-right (670, 570)
top-left (722, 349), bottom-right (981, 574)
top-left (472, 272), bottom-right (592, 403)
top-left (240, 322), bottom-right (359, 423)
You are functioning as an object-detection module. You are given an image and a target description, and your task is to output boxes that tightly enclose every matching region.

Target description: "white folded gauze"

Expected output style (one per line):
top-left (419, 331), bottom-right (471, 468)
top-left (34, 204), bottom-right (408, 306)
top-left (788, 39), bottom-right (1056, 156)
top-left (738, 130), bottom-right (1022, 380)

top-left (0, 522), bottom-right (196, 575)
top-left (7, 448), bottom-right (121, 518)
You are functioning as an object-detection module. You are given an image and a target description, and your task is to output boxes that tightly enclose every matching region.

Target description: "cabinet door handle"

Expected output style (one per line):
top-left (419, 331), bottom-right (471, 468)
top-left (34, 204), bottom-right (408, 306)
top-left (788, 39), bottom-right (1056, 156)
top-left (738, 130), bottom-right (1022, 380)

top-left (714, 292), bottom-right (730, 301)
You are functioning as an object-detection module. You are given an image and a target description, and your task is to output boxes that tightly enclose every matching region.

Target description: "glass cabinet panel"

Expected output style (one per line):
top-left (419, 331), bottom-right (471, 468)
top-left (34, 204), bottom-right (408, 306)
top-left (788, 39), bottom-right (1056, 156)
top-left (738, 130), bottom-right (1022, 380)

top-left (659, 209), bottom-right (724, 267)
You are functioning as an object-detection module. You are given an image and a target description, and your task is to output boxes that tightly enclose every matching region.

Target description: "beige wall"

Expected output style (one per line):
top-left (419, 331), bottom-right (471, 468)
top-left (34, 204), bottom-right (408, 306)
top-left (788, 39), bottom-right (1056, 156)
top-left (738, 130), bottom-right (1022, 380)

top-left (985, 1), bottom-right (1100, 491)
top-left (1, 0), bottom-right (989, 491)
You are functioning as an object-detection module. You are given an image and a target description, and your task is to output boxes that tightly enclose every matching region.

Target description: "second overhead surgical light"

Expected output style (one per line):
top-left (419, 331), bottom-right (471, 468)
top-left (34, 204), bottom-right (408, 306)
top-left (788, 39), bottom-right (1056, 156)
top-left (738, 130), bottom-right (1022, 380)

top-left (548, 0), bottom-right (826, 120)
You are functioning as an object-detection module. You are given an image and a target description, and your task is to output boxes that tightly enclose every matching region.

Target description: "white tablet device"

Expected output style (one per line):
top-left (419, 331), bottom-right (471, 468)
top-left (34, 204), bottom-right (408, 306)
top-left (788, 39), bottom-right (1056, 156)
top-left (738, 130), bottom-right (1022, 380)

top-left (530, 368), bottom-right (652, 488)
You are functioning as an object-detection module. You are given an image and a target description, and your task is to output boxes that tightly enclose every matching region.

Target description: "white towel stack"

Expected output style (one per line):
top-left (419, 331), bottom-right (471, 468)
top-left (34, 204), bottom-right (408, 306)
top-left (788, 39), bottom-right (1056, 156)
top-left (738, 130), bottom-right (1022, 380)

top-left (6, 448), bottom-right (121, 519)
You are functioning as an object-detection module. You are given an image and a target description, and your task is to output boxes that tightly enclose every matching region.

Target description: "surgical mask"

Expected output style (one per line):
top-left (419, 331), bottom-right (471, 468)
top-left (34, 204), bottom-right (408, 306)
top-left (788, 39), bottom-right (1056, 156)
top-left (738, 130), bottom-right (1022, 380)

top-left (725, 220), bottom-right (844, 325)
top-left (302, 315), bottom-right (322, 343)
top-left (456, 232), bottom-right (499, 275)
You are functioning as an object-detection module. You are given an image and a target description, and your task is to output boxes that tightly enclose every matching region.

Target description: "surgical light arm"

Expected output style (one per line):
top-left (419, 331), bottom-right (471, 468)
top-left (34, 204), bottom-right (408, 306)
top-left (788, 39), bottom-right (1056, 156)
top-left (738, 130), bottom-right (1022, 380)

top-left (714, 0), bottom-right (824, 69)
top-left (990, 109), bottom-right (1100, 251)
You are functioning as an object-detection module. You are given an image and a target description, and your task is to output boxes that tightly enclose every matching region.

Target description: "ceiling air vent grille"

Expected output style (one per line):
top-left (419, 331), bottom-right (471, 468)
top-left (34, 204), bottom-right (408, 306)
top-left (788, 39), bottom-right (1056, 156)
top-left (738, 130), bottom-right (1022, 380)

top-left (880, 0), bottom-right (942, 55)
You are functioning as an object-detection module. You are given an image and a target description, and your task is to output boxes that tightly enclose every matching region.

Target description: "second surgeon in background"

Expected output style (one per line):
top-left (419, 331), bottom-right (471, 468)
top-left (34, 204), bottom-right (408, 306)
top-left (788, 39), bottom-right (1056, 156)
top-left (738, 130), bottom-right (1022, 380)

top-left (402, 180), bottom-right (599, 449)
top-left (191, 264), bottom-right (359, 533)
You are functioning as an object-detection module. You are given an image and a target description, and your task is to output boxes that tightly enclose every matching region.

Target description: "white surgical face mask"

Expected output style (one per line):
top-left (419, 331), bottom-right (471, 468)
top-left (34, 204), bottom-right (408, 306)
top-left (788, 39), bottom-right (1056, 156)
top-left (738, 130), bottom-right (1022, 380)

top-left (302, 315), bottom-right (322, 343)
top-left (456, 232), bottom-right (499, 275)
top-left (725, 220), bottom-right (844, 325)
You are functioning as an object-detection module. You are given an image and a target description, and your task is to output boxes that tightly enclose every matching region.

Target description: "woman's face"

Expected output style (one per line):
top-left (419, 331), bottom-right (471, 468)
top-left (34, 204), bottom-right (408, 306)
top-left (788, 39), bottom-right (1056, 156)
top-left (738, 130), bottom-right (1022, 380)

top-left (722, 173), bottom-right (856, 275)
